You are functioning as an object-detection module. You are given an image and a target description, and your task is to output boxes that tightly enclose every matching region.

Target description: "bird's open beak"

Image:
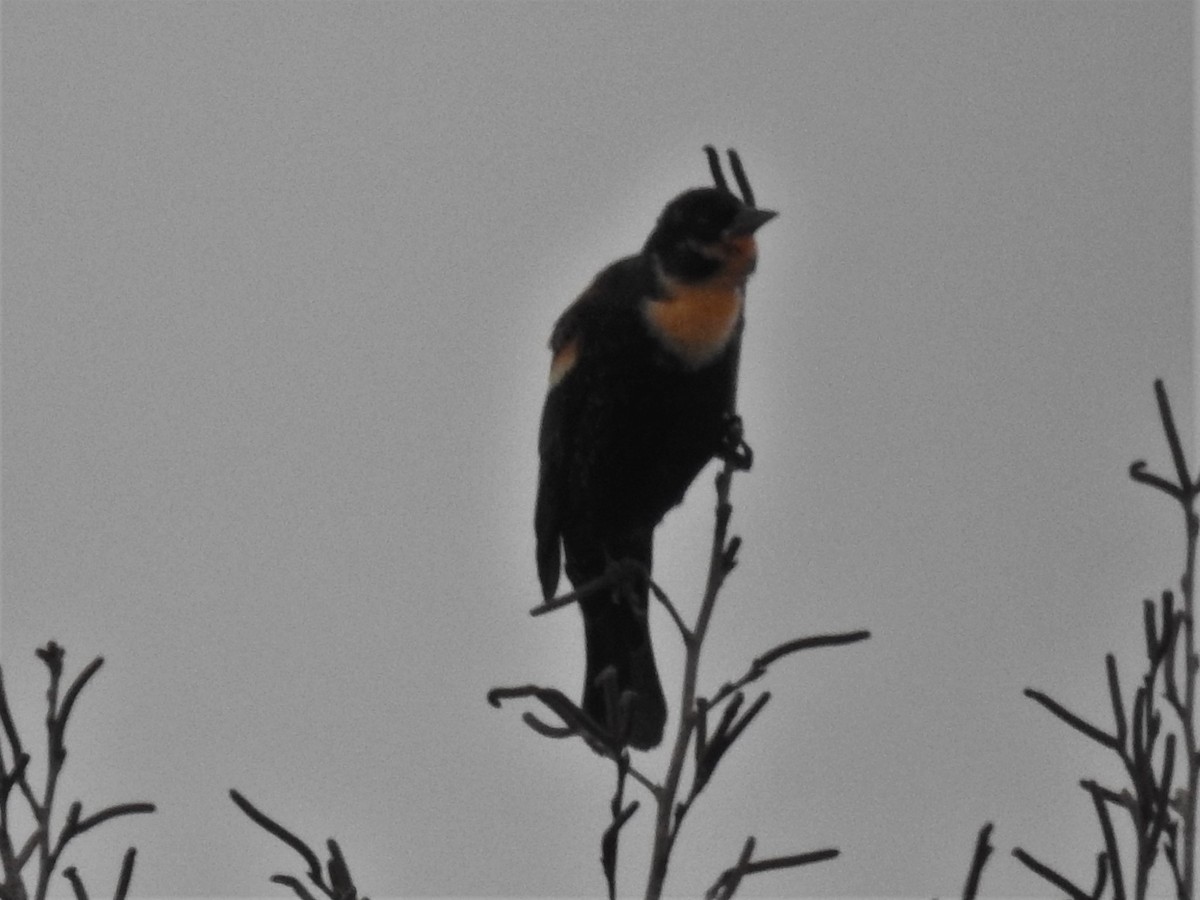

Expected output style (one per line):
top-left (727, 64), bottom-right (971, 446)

top-left (725, 207), bottom-right (779, 236)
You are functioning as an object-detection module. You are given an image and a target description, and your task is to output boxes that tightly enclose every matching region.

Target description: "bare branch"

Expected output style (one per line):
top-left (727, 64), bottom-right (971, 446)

top-left (1130, 461), bottom-right (1185, 502)
top-left (601, 756), bottom-right (636, 900)
top-left (645, 579), bottom-right (692, 645)
top-left (73, 804), bottom-right (156, 838)
top-left (1024, 688), bottom-right (1120, 750)
top-left (1153, 379), bottom-right (1194, 497)
top-left (726, 149), bottom-right (757, 208)
top-left (54, 659), bottom-right (103, 740)
top-left (1090, 852), bottom-right (1110, 900)
top-left (1011, 847), bottom-right (1092, 900)
top-left (528, 572), bottom-right (613, 617)
top-left (705, 835), bottom-right (755, 900)
top-left (706, 837), bottom-right (838, 900)
top-left (1082, 780), bottom-right (1125, 900)
top-left (271, 874), bottom-right (322, 900)
top-left (709, 630), bottom-right (870, 708)
top-left (960, 823), bottom-right (993, 900)
top-left (0, 672), bottom-right (24, 761)
top-left (1107, 655), bottom-right (1128, 752)
top-left (60, 868), bottom-right (87, 900)
top-left (325, 839), bottom-right (355, 900)
top-left (704, 146), bottom-right (728, 192)
top-left (112, 848), bottom-right (137, 900)
top-left (229, 790), bottom-right (323, 885)
top-left (737, 847), bottom-right (839, 875)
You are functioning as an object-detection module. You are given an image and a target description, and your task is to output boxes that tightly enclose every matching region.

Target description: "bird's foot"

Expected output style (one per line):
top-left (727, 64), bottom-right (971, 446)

top-left (718, 412), bottom-right (753, 471)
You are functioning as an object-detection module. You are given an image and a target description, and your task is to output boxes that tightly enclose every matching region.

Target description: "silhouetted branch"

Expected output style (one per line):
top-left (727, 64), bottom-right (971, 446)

top-left (705, 835), bottom-right (838, 900)
top-left (1151, 379), bottom-right (1194, 498)
top-left (959, 823), bottom-right (993, 900)
top-left (708, 630), bottom-right (871, 709)
top-left (230, 789), bottom-right (367, 900)
top-left (1130, 461), bottom-right (1185, 502)
top-left (61, 868), bottom-right (88, 900)
top-left (492, 451), bottom-right (867, 898)
top-left (643, 451), bottom-right (863, 899)
top-left (1024, 687), bottom-right (1120, 750)
top-left (1016, 380), bottom-right (1198, 900)
top-left (1012, 847), bottom-right (1093, 900)
top-left (704, 146), bottom-right (729, 193)
top-left (0, 644), bottom-right (154, 900)
top-left (62, 847), bottom-right (138, 900)
top-left (489, 684), bottom-right (618, 751)
top-left (73, 805), bottom-right (156, 839)
top-left (601, 753), bottom-right (638, 900)
top-left (645, 579), bottom-right (692, 645)
top-left (529, 567), bottom-right (622, 616)
top-left (1083, 780), bottom-right (1126, 900)
top-left (230, 790), bottom-right (324, 884)
top-left (687, 692), bottom-right (770, 808)
top-left (111, 848), bottom-right (136, 900)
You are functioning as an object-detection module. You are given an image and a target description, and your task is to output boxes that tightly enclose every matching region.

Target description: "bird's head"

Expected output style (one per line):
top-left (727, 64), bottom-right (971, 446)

top-left (644, 187), bottom-right (777, 285)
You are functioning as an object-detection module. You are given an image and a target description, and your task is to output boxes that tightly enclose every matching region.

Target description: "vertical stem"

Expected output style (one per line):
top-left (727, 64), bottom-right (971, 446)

top-left (644, 463), bottom-right (736, 900)
top-left (1181, 503), bottom-right (1197, 900)
top-left (1149, 378), bottom-right (1197, 899)
top-left (33, 667), bottom-right (62, 900)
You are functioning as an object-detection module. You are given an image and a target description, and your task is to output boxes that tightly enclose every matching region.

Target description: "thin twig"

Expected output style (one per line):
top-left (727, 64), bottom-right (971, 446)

top-left (60, 868), bottom-right (87, 900)
top-left (706, 837), bottom-right (838, 900)
top-left (960, 823), bottom-right (993, 900)
top-left (1152, 379), bottom-right (1192, 496)
top-left (645, 579), bottom-right (693, 645)
top-left (645, 462), bottom-right (740, 900)
top-left (0, 645), bottom-right (149, 900)
top-left (271, 875), bottom-right (322, 900)
top-left (1024, 688), bottom-right (1120, 750)
top-left (112, 848), bottom-right (136, 900)
top-left (229, 790), bottom-right (323, 885)
top-left (1011, 847), bottom-right (1092, 900)
top-left (74, 804), bottom-right (156, 837)
top-left (231, 790), bottom-right (368, 900)
top-left (1082, 780), bottom-right (1126, 900)
top-left (708, 630), bottom-right (871, 709)
top-left (1138, 380), bottom-right (1198, 898)
top-left (1022, 380), bottom-right (1198, 900)
top-left (601, 755), bottom-right (634, 900)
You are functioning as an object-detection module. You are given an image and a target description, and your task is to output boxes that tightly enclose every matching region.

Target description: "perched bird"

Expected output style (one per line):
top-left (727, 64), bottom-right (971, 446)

top-left (535, 149), bottom-right (776, 749)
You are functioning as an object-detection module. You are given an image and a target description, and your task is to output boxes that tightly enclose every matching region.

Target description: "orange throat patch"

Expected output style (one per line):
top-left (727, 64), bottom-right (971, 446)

top-left (643, 279), bottom-right (744, 368)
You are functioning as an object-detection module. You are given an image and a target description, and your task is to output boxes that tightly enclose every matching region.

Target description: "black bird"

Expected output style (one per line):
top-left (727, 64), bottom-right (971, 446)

top-left (535, 148), bottom-right (776, 749)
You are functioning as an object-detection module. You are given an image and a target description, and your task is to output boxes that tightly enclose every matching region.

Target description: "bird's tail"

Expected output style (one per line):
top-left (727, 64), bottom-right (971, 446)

top-left (573, 536), bottom-right (667, 750)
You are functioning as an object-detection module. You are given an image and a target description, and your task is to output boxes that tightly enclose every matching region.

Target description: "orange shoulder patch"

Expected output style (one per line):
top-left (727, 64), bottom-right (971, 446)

top-left (548, 336), bottom-right (580, 387)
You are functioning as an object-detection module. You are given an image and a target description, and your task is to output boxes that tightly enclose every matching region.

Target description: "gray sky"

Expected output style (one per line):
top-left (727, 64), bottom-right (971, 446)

top-left (1, 2), bottom-right (1193, 897)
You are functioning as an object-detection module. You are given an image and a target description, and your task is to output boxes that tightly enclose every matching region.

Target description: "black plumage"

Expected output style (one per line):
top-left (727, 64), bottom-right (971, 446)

top-left (535, 161), bottom-right (775, 750)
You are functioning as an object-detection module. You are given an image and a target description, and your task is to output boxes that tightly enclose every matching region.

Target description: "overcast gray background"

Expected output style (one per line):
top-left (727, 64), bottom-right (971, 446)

top-left (1, 2), bottom-right (1194, 897)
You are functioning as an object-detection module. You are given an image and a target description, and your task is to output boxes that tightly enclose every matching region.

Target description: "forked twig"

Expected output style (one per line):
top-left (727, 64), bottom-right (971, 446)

top-left (704, 145), bottom-right (758, 208)
top-left (1016, 379), bottom-right (1198, 900)
top-left (705, 836), bottom-right (838, 900)
top-left (229, 789), bottom-right (367, 900)
top-left (704, 146), bottom-right (728, 193)
top-left (0, 644), bottom-right (154, 900)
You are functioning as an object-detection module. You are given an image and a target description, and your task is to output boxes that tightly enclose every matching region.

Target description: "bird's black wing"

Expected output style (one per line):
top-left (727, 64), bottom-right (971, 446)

top-left (534, 256), bottom-right (644, 600)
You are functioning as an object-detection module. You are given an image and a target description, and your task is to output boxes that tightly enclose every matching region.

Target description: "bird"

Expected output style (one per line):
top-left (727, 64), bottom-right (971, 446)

top-left (534, 148), bottom-right (776, 750)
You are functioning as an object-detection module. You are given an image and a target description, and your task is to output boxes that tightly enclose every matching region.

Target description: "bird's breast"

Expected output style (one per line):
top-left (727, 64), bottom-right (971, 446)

top-left (641, 279), bottom-right (743, 369)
